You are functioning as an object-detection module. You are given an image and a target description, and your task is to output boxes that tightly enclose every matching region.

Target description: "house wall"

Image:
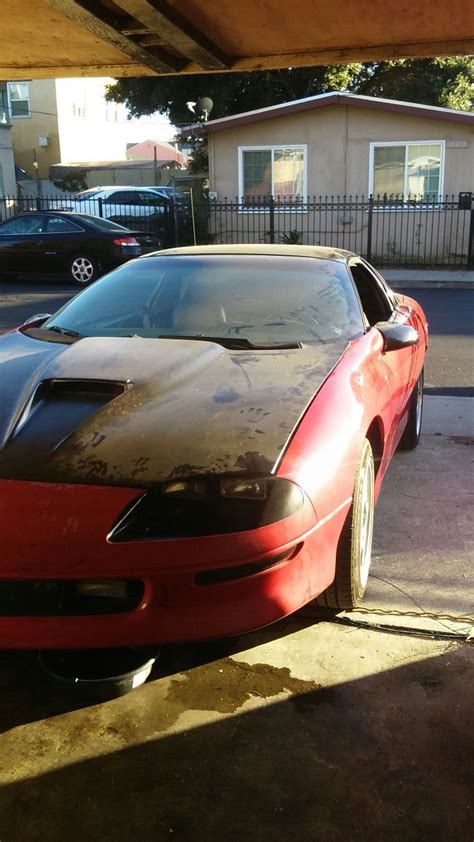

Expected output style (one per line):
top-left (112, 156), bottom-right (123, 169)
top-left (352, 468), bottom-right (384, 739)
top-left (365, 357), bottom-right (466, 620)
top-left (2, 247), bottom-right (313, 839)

top-left (0, 83), bottom-right (18, 199)
top-left (208, 104), bottom-right (474, 199)
top-left (0, 127), bottom-right (17, 196)
top-left (10, 78), bottom-right (128, 180)
top-left (55, 78), bottom-right (127, 165)
top-left (10, 80), bottom-right (60, 179)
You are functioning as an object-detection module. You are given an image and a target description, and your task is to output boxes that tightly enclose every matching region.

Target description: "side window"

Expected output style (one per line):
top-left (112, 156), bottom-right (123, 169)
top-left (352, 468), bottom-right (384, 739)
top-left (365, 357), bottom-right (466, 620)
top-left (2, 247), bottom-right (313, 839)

top-left (105, 191), bottom-right (138, 205)
top-left (138, 191), bottom-right (160, 204)
top-left (45, 216), bottom-right (83, 233)
top-left (0, 215), bottom-right (46, 234)
top-left (349, 262), bottom-right (393, 326)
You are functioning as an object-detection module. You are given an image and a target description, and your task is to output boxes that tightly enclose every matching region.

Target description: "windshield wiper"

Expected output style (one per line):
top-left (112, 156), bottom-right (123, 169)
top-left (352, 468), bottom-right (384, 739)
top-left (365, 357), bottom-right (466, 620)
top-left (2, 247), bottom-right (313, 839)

top-left (46, 325), bottom-right (83, 338)
top-left (162, 334), bottom-right (301, 350)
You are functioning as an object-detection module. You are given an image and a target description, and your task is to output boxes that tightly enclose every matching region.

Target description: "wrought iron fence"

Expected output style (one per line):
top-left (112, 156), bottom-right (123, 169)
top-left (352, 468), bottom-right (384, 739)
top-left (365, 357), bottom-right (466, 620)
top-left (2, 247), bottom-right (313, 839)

top-left (1, 191), bottom-right (473, 268)
top-left (205, 194), bottom-right (474, 268)
top-left (0, 192), bottom-right (176, 249)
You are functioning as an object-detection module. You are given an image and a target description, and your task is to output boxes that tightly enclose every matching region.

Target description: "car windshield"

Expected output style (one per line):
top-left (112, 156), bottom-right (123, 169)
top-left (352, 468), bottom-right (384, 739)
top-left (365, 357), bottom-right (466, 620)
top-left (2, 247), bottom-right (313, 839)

top-left (73, 189), bottom-right (102, 203)
top-left (43, 254), bottom-right (364, 344)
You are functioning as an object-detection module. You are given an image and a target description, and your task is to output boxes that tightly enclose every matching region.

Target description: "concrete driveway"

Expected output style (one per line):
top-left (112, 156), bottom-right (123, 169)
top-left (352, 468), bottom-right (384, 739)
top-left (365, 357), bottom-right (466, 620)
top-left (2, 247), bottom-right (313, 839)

top-left (0, 392), bottom-right (472, 842)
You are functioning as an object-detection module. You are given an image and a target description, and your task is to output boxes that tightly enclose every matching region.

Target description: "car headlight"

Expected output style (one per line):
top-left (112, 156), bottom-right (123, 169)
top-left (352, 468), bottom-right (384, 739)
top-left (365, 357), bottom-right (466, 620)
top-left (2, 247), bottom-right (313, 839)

top-left (109, 476), bottom-right (305, 542)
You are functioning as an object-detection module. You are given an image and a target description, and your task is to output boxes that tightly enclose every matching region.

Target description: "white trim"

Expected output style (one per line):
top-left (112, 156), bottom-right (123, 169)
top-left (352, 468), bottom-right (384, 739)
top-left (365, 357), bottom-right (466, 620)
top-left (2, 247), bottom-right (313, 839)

top-left (368, 140), bottom-right (445, 199)
top-left (238, 144), bottom-right (308, 203)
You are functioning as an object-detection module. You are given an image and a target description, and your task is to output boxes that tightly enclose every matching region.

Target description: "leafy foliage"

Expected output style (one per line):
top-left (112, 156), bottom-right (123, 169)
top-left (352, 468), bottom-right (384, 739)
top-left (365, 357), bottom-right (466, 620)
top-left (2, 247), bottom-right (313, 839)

top-left (106, 58), bottom-right (474, 126)
top-left (53, 170), bottom-right (88, 193)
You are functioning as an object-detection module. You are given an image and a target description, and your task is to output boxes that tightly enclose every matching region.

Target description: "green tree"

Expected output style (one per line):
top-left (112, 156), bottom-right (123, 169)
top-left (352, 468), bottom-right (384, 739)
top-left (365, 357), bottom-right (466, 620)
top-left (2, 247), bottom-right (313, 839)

top-left (107, 58), bottom-right (473, 125)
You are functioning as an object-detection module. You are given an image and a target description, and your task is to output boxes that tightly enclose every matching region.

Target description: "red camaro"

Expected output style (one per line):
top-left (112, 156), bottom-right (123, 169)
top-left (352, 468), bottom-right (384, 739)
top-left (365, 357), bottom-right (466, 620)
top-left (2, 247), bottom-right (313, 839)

top-left (0, 245), bottom-right (427, 648)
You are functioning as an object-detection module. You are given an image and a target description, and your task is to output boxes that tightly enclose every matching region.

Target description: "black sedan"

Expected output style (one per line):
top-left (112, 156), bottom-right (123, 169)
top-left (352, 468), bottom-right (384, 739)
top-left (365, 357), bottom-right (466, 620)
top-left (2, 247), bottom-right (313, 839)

top-left (0, 211), bottom-right (150, 284)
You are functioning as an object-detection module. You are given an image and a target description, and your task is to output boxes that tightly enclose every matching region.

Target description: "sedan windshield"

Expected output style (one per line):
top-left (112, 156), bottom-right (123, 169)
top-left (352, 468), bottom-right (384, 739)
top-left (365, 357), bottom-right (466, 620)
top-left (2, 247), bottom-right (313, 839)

top-left (43, 254), bottom-right (364, 344)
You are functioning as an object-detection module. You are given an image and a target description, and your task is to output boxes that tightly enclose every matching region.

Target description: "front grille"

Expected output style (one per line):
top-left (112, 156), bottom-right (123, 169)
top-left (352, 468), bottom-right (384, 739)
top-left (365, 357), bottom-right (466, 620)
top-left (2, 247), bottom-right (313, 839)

top-left (0, 580), bottom-right (145, 617)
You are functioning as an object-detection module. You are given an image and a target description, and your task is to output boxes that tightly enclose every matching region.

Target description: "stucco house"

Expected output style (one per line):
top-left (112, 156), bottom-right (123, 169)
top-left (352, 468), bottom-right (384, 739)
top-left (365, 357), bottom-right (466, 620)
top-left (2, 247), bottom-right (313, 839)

top-left (203, 92), bottom-right (474, 265)
top-left (206, 92), bottom-right (474, 201)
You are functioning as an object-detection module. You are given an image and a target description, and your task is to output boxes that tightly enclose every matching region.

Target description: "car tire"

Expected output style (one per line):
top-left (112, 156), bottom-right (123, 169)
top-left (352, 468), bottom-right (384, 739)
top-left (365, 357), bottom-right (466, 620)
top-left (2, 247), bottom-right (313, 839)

top-left (69, 255), bottom-right (99, 285)
top-left (398, 368), bottom-right (424, 451)
top-left (316, 438), bottom-right (375, 610)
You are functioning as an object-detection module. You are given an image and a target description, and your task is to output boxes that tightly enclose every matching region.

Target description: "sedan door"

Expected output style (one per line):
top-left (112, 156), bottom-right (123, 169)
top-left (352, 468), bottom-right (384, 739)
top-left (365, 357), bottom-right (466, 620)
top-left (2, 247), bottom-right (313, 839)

top-left (0, 214), bottom-right (47, 273)
top-left (39, 215), bottom-right (86, 273)
top-left (349, 259), bottom-right (418, 456)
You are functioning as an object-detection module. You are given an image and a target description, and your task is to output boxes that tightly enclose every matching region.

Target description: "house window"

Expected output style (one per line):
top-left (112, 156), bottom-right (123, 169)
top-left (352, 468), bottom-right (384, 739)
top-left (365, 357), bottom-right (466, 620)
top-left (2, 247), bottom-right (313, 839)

top-left (239, 146), bottom-right (306, 202)
top-left (7, 82), bottom-right (30, 118)
top-left (370, 141), bottom-right (444, 199)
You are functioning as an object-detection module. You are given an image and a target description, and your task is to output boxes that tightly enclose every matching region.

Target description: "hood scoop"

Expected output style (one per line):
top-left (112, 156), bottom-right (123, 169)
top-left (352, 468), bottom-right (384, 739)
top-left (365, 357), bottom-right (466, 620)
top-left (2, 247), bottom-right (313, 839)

top-left (8, 379), bottom-right (130, 455)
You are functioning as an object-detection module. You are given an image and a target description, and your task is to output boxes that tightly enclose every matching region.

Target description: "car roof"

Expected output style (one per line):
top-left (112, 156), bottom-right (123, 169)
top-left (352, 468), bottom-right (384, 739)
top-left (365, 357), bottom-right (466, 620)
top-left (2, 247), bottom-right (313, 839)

top-left (153, 244), bottom-right (355, 262)
top-left (77, 186), bottom-right (162, 194)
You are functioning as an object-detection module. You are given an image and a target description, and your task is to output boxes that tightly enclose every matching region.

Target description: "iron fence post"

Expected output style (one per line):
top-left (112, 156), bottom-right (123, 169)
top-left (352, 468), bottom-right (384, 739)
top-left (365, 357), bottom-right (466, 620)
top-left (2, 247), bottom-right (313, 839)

top-left (467, 199), bottom-right (474, 270)
top-left (366, 195), bottom-right (373, 261)
top-left (98, 197), bottom-right (103, 218)
top-left (268, 196), bottom-right (275, 244)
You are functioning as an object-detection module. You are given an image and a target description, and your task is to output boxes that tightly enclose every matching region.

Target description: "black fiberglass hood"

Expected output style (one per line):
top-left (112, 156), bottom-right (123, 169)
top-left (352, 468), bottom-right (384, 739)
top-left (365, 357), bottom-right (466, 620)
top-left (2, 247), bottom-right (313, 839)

top-left (0, 330), bottom-right (348, 487)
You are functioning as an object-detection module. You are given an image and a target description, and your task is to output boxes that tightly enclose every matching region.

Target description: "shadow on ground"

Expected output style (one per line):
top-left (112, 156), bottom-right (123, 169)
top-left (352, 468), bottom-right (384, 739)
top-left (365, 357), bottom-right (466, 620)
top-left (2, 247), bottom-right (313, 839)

top-left (0, 644), bottom-right (472, 842)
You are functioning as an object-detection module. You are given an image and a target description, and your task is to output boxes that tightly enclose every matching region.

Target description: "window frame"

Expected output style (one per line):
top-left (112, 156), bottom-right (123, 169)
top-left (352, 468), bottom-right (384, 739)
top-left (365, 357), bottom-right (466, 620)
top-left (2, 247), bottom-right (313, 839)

top-left (348, 258), bottom-right (396, 328)
top-left (368, 140), bottom-right (445, 202)
top-left (0, 214), bottom-right (46, 235)
top-left (238, 144), bottom-right (308, 207)
top-left (44, 215), bottom-right (85, 233)
top-left (7, 81), bottom-right (30, 119)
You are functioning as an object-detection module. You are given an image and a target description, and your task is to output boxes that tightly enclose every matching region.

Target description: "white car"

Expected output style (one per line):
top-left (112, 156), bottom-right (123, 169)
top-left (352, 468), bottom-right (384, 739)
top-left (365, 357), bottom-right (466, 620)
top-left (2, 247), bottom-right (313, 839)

top-left (57, 186), bottom-right (172, 221)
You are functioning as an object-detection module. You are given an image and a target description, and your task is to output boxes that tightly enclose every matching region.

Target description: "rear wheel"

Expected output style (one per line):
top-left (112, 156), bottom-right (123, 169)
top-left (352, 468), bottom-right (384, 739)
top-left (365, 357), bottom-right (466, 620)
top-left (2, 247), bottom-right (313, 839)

top-left (317, 438), bottom-right (375, 610)
top-left (399, 368), bottom-right (424, 450)
top-left (69, 255), bottom-right (99, 285)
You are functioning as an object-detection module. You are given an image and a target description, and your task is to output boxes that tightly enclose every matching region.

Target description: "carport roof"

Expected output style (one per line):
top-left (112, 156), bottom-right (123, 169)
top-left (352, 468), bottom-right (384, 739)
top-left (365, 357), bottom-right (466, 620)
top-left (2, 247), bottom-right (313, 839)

top-left (198, 92), bottom-right (474, 133)
top-left (1, 0), bottom-right (474, 79)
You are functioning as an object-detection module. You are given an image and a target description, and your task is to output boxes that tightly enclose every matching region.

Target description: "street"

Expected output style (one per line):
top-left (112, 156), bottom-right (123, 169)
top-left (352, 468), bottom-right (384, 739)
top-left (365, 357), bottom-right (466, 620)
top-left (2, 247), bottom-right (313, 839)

top-left (0, 277), bottom-right (473, 841)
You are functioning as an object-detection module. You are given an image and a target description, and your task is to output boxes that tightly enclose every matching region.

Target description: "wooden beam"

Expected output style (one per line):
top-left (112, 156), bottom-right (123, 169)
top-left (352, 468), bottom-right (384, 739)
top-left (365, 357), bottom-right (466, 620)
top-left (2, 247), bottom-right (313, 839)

top-left (121, 27), bottom-right (150, 35)
top-left (42, 0), bottom-right (182, 72)
top-left (138, 36), bottom-right (165, 47)
top-left (113, 0), bottom-right (230, 69)
top-left (175, 37), bottom-right (474, 74)
top-left (0, 65), bottom-right (157, 79)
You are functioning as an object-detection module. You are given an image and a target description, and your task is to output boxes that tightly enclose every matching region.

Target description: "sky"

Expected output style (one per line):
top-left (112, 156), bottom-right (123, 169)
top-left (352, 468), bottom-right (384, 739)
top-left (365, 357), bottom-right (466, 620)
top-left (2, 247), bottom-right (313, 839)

top-left (120, 111), bottom-right (175, 144)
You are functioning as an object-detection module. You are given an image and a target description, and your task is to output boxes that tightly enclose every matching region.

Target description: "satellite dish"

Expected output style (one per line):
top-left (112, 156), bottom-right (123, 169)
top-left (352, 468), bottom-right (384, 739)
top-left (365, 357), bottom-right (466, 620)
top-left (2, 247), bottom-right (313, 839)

top-left (195, 97), bottom-right (213, 121)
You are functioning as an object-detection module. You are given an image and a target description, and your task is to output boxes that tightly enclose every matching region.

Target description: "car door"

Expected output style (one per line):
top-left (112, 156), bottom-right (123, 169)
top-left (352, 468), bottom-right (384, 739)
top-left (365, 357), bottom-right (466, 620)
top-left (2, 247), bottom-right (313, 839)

top-left (102, 190), bottom-right (139, 224)
top-left (39, 215), bottom-right (86, 273)
top-left (349, 259), bottom-right (418, 455)
top-left (0, 214), bottom-right (47, 273)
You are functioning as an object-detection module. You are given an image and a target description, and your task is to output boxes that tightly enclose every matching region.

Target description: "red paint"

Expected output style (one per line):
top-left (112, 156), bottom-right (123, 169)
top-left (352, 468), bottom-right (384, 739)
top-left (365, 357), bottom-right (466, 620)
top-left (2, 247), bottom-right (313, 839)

top-left (0, 301), bottom-right (427, 648)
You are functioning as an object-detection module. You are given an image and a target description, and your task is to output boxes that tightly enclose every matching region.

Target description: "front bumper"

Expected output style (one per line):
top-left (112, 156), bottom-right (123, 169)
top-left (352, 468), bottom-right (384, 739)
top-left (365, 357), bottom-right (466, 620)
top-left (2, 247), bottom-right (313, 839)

top-left (0, 479), bottom-right (346, 648)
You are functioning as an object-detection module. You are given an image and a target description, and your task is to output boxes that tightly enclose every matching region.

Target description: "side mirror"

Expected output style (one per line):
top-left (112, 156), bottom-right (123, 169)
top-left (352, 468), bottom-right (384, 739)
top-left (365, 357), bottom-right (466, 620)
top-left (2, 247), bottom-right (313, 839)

top-left (376, 322), bottom-right (419, 352)
top-left (21, 313), bottom-right (52, 328)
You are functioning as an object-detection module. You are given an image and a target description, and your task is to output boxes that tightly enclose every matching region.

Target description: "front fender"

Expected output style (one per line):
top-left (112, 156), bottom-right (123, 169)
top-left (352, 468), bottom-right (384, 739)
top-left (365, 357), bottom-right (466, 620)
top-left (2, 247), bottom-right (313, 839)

top-left (277, 331), bottom-right (389, 519)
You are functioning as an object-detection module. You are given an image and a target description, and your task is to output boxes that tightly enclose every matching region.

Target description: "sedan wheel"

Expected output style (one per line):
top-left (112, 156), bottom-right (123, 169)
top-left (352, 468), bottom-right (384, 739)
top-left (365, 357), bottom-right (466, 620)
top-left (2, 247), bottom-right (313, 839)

top-left (70, 256), bottom-right (98, 285)
top-left (317, 438), bottom-right (375, 610)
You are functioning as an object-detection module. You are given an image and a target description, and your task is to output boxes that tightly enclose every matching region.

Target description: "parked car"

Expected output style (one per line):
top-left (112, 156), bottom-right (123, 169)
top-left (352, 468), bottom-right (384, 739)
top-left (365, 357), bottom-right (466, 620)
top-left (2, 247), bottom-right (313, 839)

top-left (58, 186), bottom-right (171, 221)
top-left (0, 245), bottom-right (428, 648)
top-left (0, 211), bottom-right (149, 284)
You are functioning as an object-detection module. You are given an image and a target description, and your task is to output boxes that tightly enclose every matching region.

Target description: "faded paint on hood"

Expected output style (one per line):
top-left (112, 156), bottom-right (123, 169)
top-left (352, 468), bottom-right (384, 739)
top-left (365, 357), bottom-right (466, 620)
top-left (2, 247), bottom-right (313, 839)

top-left (0, 330), bottom-right (348, 486)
